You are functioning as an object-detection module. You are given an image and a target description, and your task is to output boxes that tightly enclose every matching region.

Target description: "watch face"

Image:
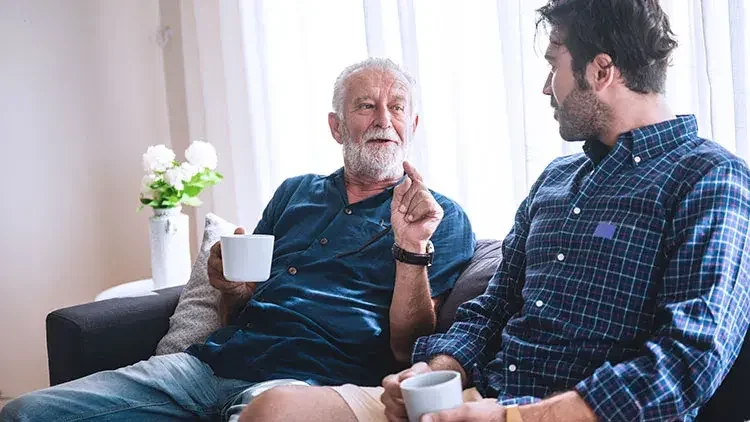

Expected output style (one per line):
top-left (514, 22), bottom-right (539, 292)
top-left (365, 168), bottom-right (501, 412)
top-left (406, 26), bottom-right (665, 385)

top-left (426, 240), bottom-right (435, 254)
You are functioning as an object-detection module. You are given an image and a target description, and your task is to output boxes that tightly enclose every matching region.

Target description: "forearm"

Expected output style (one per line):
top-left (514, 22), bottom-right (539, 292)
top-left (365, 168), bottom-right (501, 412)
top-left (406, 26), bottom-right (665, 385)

top-left (218, 290), bottom-right (253, 326)
top-left (518, 391), bottom-right (598, 422)
top-left (390, 242), bottom-right (436, 363)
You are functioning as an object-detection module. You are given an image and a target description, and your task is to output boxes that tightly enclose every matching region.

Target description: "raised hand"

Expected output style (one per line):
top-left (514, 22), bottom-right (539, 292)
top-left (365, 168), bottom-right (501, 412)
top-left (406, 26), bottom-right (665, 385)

top-left (391, 161), bottom-right (444, 252)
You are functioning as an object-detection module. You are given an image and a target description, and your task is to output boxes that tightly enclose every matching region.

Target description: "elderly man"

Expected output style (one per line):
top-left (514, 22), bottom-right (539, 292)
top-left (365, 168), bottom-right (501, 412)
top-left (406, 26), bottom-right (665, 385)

top-left (1, 58), bottom-right (475, 422)
top-left (373, 1), bottom-right (750, 422)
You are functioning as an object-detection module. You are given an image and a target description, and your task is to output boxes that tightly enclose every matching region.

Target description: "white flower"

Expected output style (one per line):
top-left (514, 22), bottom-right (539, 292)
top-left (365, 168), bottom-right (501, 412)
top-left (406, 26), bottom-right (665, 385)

top-left (165, 168), bottom-right (185, 191)
top-left (164, 163), bottom-right (198, 191)
top-left (185, 140), bottom-right (218, 170)
top-left (142, 144), bottom-right (175, 172)
top-left (179, 162), bottom-right (199, 180)
top-left (140, 173), bottom-right (159, 195)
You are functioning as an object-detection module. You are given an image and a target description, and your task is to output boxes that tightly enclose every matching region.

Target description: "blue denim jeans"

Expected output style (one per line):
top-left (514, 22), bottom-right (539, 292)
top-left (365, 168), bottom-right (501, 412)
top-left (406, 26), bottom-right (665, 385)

top-left (1, 352), bottom-right (307, 421)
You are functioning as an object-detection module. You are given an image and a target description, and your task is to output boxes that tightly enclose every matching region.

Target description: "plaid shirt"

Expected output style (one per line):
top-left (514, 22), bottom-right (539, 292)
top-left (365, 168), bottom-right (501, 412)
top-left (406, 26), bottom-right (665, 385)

top-left (413, 115), bottom-right (750, 421)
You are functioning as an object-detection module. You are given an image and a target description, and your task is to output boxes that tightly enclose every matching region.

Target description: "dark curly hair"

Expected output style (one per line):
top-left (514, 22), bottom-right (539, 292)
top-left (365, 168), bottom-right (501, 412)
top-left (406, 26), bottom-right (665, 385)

top-left (537, 0), bottom-right (678, 94)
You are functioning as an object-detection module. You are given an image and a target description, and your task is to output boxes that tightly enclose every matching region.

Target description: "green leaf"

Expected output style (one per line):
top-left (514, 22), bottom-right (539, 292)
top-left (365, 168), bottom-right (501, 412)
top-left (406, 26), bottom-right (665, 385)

top-left (183, 183), bottom-right (204, 196)
top-left (140, 197), bottom-right (153, 205)
top-left (161, 197), bottom-right (178, 207)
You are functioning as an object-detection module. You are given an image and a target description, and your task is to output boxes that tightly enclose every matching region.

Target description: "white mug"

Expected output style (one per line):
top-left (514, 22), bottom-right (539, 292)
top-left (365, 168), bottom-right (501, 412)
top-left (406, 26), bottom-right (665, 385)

top-left (220, 234), bottom-right (275, 282)
top-left (400, 370), bottom-right (463, 422)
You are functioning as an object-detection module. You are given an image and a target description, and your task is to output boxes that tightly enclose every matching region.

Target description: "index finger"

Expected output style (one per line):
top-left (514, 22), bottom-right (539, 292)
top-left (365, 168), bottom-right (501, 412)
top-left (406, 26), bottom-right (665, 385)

top-left (403, 161), bottom-right (424, 183)
top-left (421, 406), bottom-right (466, 422)
top-left (382, 373), bottom-right (404, 400)
top-left (393, 176), bottom-right (412, 208)
top-left (210, 240), bottom-right (222, 259)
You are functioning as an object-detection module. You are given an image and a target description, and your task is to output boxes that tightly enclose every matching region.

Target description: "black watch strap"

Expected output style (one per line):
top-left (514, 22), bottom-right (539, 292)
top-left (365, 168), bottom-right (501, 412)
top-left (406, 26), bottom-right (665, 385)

top-left (392, 241), bottom-right (434, 267)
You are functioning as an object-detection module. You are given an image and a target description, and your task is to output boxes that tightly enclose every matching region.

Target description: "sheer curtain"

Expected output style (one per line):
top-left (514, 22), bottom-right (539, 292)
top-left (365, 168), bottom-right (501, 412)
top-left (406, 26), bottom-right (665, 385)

top-left (182, 0), bottom-right (749, 239)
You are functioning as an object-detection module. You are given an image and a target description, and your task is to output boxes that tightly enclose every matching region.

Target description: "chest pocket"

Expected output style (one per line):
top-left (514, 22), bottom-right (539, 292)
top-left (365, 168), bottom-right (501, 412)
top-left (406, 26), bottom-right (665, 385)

top-left (561, 211), bottom-right (664, 339)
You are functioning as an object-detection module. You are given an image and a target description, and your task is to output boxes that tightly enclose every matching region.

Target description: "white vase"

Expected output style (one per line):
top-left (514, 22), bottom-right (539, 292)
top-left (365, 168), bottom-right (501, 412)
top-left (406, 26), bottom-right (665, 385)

top-left (149, 206), bottom-right (191, 290)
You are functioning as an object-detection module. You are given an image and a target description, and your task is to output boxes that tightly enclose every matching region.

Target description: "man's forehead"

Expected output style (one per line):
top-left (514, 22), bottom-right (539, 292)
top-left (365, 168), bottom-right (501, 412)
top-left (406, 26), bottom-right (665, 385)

top-left (346, 69), bottom-right (410, 97)
top-left (545, 35), bottom-right (567, 58)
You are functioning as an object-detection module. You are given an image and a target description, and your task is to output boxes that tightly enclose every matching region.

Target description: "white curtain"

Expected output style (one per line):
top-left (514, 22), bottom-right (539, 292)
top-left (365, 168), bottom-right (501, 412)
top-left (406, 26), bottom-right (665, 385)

top-left (181, 0), bottom-right (750, 240)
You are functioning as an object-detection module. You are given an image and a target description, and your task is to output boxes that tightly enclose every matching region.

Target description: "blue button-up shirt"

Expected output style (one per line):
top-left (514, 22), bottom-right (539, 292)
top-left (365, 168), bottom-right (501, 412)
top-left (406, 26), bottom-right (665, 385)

top-left (413, 116), bottom-right (750, 421)
top-left (189, 168), bottom-right (475, 387)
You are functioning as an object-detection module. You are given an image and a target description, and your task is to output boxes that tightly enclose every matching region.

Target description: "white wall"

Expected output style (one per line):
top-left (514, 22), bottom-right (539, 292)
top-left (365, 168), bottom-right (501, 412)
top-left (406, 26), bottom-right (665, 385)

top-left (0, 0), bottom-right (171, 398)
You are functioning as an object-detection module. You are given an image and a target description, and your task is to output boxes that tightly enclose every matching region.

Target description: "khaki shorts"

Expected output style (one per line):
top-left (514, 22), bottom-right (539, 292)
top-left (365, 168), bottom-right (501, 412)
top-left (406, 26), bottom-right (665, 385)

top-left (330, 385), bottom-right (483, 422)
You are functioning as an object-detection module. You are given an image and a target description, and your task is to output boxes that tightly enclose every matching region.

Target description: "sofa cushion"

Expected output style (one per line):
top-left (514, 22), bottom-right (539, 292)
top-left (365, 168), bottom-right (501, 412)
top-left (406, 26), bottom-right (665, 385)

top-left (155, 213), bottom-right (237, 355)
top-left (436, 239), bottom-right (503, 333)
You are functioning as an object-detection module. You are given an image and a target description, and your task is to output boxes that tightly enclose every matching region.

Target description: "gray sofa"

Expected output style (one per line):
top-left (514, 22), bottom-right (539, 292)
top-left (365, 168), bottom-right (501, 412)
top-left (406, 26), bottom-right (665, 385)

top-left (46, 240), bottom-right (748, 421)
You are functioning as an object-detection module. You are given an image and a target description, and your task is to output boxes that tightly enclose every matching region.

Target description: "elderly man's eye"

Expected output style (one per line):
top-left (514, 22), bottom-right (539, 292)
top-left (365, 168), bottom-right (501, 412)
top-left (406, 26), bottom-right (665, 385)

top-left (391, 105), bottom-right (405, 112)
top-left (358, 103), bottom-right (375, 110)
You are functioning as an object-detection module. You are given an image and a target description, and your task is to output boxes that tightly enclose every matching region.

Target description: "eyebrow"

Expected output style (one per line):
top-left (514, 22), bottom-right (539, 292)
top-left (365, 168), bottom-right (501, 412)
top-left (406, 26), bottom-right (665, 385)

top-left (390, 95), bottom-right (407, 103)
top-left (353, 96), bottom-right (373, 104)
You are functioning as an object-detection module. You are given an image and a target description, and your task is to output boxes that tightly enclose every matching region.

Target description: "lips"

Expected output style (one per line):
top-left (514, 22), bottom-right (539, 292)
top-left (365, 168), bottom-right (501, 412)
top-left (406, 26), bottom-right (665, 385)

top-left (367, 138), bottom-right (397, 144)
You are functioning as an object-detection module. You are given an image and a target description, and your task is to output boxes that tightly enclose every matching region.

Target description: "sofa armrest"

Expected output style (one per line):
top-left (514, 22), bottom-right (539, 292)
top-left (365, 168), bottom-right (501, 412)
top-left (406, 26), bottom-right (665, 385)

top-left (46, 286), bottom-right (183, 386)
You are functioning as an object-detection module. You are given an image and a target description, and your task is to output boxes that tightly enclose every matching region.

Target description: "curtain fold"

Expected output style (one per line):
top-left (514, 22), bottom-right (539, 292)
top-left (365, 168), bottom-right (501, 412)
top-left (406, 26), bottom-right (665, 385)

top-left (182, 0), bottom-right (750, 239)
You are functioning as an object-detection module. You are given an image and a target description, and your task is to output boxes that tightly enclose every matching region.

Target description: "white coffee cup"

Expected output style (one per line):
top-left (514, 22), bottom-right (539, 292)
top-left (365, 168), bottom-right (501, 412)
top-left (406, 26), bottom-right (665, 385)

top-left (220, 234), bottom-right (274, 282)
top-left (400, 370), bottom-right (463, 422)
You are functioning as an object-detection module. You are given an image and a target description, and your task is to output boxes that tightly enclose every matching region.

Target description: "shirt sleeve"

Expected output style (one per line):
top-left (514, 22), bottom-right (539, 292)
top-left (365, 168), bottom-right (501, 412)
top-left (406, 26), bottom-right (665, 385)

top-left (426, 200), bottom-right (476, 298)
top-left (411, 189), bottom-right (533, 376)
top-left (252, 178), bottom-right (295, 235)
top-left (576, 162), bottom-right (750, 421)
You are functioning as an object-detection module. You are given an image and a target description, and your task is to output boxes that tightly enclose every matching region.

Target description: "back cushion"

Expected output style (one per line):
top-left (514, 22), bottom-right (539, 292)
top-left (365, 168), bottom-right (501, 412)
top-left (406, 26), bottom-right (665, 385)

top-left (436, 239), bottom-right (503, 333)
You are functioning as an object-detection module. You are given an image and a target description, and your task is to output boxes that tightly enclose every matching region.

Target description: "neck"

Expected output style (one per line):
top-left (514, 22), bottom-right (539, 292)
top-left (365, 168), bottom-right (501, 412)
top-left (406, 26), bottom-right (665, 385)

top-left (343, 169), bottom-right (402, 204)
top-left (599, 93), bottom-right (675, 147)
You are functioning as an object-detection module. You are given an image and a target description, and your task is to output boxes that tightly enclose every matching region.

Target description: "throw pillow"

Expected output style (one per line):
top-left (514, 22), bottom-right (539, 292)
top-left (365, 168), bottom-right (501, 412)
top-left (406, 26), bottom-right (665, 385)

top-left (155, 213), bottom-right (237, 355)
top-left (436, 239), bottom-right (503, 333)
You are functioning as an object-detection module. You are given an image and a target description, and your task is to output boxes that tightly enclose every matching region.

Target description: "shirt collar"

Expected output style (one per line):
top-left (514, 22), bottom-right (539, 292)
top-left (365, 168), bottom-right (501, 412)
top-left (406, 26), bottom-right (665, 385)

top-left (329, 167), bottom-right (406, 205)
top-left (582, 114), bottom-right (699, 166)
top-left (620, 114), bottom-right (698, 164)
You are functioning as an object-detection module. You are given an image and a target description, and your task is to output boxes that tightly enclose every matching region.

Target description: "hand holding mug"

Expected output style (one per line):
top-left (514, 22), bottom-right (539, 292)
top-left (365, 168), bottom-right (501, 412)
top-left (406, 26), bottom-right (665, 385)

top-left (208, 227), bottom-right (273, 297)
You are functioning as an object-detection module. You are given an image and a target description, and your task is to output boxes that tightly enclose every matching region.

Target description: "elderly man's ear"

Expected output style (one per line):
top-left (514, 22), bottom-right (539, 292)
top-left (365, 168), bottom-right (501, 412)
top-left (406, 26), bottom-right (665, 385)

top-left (328, 112), bottom-right (344, 145)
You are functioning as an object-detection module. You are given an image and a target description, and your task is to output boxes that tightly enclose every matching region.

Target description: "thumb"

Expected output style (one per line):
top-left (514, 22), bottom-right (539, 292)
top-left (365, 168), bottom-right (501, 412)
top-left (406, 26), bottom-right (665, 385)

top-left (234, 226), bottom-right (246, 235)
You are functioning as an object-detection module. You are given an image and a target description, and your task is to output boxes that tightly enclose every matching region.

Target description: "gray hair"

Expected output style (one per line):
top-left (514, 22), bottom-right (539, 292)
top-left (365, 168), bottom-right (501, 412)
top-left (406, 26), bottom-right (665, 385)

top-left (332, 57), bottom-right (417, 118)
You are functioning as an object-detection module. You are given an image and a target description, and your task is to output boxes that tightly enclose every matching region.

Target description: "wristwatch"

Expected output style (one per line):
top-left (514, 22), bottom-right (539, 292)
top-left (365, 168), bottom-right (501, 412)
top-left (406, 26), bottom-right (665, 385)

top-left (505, 405), bottom-right (523, 422)
top-left (392, 240), bottom-right (434, 267)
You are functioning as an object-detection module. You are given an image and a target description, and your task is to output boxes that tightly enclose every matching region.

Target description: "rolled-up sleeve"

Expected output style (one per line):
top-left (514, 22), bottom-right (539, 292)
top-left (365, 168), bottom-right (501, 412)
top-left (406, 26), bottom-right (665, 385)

top-left (576, 163), bottom-right (750, 421)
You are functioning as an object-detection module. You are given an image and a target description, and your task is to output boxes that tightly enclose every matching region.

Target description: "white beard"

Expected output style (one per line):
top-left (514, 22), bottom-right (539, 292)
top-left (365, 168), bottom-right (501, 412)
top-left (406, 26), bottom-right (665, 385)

top-left (341, 126), bottom-right (408, 181)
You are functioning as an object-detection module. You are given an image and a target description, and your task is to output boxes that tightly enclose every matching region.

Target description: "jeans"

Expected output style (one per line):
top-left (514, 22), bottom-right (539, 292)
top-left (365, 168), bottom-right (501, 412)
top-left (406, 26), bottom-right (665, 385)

top-left (0, 352), bottom-right (307, 421)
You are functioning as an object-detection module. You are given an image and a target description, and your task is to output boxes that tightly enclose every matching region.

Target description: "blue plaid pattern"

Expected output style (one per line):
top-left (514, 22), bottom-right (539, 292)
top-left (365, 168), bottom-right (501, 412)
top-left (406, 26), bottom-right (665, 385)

top-left (413, 115), bottom-right (750, 421)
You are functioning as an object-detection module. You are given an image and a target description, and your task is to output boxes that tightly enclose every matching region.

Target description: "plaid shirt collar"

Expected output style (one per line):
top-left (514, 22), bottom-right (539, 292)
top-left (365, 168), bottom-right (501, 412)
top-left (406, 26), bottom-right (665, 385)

top-left (582, 114), bottom-right (699, 166)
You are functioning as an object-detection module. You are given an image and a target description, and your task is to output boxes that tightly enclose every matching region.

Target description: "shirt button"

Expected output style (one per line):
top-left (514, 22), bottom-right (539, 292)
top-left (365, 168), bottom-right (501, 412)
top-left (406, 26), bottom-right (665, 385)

top-left (634, 156), bottom-right (642, 164)
top-left (344, 208), bottom-right (353, 215)
top-left (535, 300), bottom-right (544, 307)
top-left (508, 364), bottom-right (517, 372)
top-left (573, 207), bottom-right (581, 215)
top-left (557, 253), bottom-right (565, 262)
top-left (319, 238), bottom-right (328, 245)
top-left (287, 266), bottom-right (298, 275)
